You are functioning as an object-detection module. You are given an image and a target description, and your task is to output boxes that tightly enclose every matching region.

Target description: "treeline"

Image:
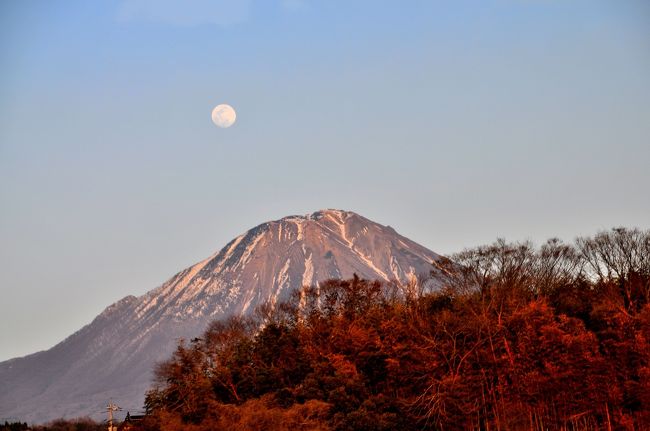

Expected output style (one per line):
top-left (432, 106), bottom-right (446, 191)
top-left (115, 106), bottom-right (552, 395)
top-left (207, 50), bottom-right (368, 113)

top-left (0, 418), bottom-right (103, 431)
top-left (142, 228), bottom-right (650, 431)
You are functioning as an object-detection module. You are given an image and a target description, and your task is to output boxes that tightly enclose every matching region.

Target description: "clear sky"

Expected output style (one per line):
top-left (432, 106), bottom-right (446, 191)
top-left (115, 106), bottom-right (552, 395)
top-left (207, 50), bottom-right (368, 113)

top-left (1, 0), bottom-right (649, 361)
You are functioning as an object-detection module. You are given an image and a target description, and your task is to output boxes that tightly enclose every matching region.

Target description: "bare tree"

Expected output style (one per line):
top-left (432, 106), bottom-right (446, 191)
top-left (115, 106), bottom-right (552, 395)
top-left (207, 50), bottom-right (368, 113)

top-left (577, 227), bottom-right (650, 307)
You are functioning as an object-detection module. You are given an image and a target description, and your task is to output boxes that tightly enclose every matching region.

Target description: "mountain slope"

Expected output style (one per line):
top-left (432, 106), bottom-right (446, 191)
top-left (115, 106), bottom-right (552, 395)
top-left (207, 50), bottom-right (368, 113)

top-left (0, 210), bottom-right (441, 423)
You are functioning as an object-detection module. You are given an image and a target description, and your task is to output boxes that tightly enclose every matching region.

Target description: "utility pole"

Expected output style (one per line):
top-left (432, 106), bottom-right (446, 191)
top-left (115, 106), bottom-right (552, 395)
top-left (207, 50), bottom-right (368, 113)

top-left (106, 400), bottom-right (122, 431)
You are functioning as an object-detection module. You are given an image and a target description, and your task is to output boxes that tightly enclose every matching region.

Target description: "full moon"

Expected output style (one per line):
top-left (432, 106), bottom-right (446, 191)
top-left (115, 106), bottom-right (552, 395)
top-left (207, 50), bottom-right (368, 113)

top-left (211, 104), bottom-right (237, 128)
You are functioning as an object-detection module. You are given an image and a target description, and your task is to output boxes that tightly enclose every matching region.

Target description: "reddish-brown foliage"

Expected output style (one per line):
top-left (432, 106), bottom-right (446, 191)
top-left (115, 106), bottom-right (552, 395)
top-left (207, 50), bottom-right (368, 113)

top-left (141, 228), bottom-right (650, 431)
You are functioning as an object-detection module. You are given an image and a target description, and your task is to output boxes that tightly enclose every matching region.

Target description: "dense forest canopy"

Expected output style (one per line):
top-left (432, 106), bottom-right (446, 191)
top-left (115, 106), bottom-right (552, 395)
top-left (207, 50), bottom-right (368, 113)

top-left (139, 227), bottom-right (650, 431)
top-left (7, 228), bottom-right (648, 431)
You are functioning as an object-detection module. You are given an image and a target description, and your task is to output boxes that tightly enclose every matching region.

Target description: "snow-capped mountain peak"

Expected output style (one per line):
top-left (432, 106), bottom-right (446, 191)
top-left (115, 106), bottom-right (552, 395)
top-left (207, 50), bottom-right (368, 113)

top-left (0, 210), bottom-right (441, 423)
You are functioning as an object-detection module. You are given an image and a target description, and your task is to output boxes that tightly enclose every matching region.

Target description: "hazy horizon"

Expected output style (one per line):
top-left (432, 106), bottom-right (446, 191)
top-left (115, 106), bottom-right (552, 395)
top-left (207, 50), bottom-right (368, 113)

top-left (1, 0), bottom-right (649, 361)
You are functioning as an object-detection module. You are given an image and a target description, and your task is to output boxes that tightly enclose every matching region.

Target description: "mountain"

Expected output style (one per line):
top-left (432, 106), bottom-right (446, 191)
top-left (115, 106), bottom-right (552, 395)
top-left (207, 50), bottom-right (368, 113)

top-left (0, 209), bottom-right (442, 423)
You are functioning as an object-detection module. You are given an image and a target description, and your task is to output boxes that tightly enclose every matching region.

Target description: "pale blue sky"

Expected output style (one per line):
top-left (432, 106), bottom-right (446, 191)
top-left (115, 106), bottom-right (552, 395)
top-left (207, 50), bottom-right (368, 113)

top-left (1, 0), bottom-right (649, 360)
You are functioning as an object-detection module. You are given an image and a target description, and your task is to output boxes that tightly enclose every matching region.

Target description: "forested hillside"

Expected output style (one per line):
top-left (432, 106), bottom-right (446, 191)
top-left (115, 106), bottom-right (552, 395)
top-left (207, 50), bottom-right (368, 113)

top-left (141, 228), bottom-right (650, 430)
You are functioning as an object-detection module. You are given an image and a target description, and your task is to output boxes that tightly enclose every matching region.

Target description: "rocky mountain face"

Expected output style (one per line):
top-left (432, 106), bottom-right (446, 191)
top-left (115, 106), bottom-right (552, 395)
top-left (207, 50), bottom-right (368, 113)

top-left (0, 210), bottom-right (442, 423)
